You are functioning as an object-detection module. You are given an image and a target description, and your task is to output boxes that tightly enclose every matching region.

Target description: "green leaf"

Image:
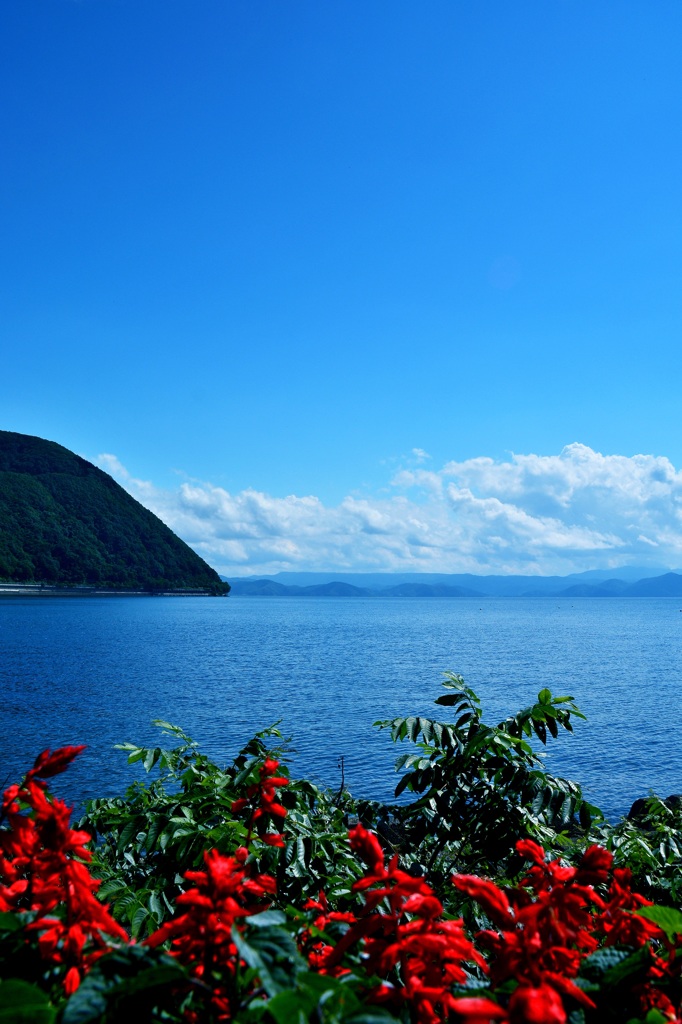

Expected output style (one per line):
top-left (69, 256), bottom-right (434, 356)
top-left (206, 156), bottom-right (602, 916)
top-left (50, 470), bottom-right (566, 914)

top-left (131, 904), bottom-right (149, 937)
top-left (404, 717), bottom-right (419, 741)
top-left (62, 946), bottom-right (186, 1024)
top-left (0, 911), bottom-right (22, 933)
top-left (394, 774), bottom-right (411, 797)
top-left (346, 1013), bottom-right (402, 1023)
top-left (245, 909), bottom-right (287, 928)
top-left (143, 748), bottom-right (160, 772)
top-left (125, 748), bottom-right (146, 765)
top-left (532, 720), bottom-right (547, 744)
top-left (601, 946), bottom-right (652, 987)
top-left (567, 1010), bottom-right (586, 1024)
top-left (232, 924), bottom-right (304, 996)
top-left (97, 878), bottom-right (129, 900)
top-left (117, 818), bottom-right (140, 851)
top-left (266, 972), bottom-right (354, 1023)
top-left (152, 719), bottom-right (183, 733)
top-left (538, 688), bottom-right (552, 704)
top-left (582, 946), bottom-right (633, 982)
top-left (266, 972), bottom-right (400, 1024)
top-left (559, 793), bottom-right (573, 825)
top-left (264, 989), bottom-right (314, 1024)
top-left (148, 891), bottom-right (164, 922)
top-left (145, 816), bottom-right (164, 851)
top-left (0, 980), bottom-right (55, 1024)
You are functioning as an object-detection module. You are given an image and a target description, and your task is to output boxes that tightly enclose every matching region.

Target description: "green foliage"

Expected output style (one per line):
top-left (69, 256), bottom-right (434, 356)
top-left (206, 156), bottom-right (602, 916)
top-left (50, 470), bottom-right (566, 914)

top-left (83, 722), bottom-right (279, 935)
top-left (7, 672), bottom-right (682, 1022)
top-left (374, 673), bottom-right (600, 886)
top-left (83, 675), bottom-right (682, 933)
top-left (0, 430), bottom-right (228, 591)
top-left (0, 911), bottom-right (50, 992)
top-left (600, 796), bottom-right (682, 904)
top-left (257, 972), bottom-right (400, 1024)
top-left (82, 721), bottom-right (363, 936)
top-left (0, 979), bottom-right (56, 1023)
top-left (275, 786), bottom-right (364, 907)
top-left (60, 946), bottom-right (186, 1024)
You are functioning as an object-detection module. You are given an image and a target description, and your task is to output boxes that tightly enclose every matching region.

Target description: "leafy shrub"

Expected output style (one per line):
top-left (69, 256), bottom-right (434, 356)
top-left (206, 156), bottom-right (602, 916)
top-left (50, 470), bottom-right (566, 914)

top-left (3, 674), bottom-right (682, 1023)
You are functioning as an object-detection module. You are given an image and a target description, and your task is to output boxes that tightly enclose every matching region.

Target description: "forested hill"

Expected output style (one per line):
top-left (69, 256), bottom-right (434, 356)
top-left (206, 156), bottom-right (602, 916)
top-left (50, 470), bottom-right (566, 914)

top-left (0, 431), bottom-right (228, 593)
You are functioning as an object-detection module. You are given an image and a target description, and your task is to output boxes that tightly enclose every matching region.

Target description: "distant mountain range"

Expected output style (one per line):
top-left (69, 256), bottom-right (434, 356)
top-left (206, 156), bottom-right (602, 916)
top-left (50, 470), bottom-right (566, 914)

top-left (224, 568), bottom-right (682, 599)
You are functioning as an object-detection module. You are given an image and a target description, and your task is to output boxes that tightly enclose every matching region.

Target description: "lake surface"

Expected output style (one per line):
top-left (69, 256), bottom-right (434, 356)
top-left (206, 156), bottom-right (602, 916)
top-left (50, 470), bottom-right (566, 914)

top-left (1, 596), bottom-right (681, 820)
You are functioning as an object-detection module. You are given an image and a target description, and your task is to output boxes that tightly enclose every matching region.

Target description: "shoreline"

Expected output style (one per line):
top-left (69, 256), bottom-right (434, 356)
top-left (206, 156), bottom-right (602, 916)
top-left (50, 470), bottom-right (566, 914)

top-left (0, 583), bottom-right (222, 598)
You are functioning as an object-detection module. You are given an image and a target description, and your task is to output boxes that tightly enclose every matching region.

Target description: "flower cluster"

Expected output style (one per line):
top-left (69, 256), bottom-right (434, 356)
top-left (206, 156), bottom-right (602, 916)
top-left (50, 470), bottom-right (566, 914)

top-left (0, 746), bottom-right (127, 994)
top-left (309, 823), bottom-right (486, 1024)
top-left (4, 745), bottom-right (682, 1023)
top-left (451, 838), bottom-right (676, 1024)
top-left (230, 757), bottom-right (289, 848)
top-left (145, 847), bottom-right (277, 1019)
top-left (142, 754), bottom-right (291, 1018)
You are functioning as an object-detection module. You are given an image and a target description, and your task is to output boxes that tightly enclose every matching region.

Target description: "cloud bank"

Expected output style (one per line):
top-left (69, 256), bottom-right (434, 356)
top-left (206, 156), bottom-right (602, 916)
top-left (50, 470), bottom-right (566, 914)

top-left (94, 444), bottom-right (682, 576)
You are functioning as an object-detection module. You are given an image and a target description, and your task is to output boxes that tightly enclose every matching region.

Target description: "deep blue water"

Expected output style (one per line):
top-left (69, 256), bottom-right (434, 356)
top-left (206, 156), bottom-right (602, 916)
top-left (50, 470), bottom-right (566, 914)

top-left (1, 596), bottom-right (681, 820)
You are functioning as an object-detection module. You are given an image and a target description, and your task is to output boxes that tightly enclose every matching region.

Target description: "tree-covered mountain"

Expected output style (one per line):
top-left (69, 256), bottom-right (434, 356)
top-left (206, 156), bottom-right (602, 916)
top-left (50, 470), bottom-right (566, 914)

top-left (0, 431), bottom-right (228, 593)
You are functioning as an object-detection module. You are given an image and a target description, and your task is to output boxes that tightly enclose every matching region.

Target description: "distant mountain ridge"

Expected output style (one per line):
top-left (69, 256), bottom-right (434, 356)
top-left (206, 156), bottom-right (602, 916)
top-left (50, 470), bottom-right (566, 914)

top-left (226, 568), bottom-right (682, 598)
top-left (0, 431), bottom-right (228, 593)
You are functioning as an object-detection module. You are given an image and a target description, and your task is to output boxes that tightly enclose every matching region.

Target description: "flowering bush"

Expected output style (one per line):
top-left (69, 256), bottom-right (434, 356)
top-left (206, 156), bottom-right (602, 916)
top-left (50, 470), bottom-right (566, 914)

top-left (3, 680), bottom-right (682, 1022)
top-left (0, 745), bottom-right (128, 997)
top-left (304, 822), bottom-right (486, 1023)
top-left (451, 839), bottom-right (682, 1023)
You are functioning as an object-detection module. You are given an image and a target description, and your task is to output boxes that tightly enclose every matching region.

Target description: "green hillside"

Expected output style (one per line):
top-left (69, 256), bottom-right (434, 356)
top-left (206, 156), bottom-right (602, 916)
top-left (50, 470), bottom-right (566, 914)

top-left (0, 431), bottom-right (229, 593)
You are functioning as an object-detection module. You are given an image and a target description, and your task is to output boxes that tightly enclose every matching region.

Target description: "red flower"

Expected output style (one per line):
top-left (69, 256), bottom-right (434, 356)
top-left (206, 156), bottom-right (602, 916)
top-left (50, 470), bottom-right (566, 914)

top-left (312, 829), bottom-right (486, 1023)
top-left (27, 746), bottom-right (87, 781)
top-left (452, 842), bottom-right (612, 1020)
top-left (261, 832), bottom-right (285, 847)
top-left (348, 823), bottom-right (386, 877)
top-left (63, 966), bottom-right (81, 997)
top-left (515, 839), bottom-right (546, 867)
top-left (229, 756), bottom-right (289, 850)
top-left (450, 996), bottom-right (508, 1022)
top-left (507, 982), bottom-right (566, 1024)
top-left (0, 747), bottom-right (126, 994)
top-left (575, 844), bottom-right (613, 887)
top-left (452, 875), bottom-right (514, 929)
top-left (597, 866), bottom-right (662, 947)
top-left (145, 847), bottom-right (277, 1018)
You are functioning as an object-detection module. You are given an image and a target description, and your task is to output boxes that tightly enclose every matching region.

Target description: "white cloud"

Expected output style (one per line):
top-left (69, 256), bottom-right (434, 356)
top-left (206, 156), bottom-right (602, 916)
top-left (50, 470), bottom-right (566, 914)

top-left (94, 444), bottom-right (682, 576)
top-left (96, 453), bottom-right (130, 479)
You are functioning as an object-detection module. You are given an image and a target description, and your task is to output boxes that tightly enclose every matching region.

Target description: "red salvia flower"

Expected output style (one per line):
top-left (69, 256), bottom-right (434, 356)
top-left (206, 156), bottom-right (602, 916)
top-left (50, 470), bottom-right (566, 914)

top-left (145, 847), bottom-right (276, 1019)
top-left (26, 746), bottom-right (87, 781)
top-left (311, 827), bottom-right (486, 1024)
top-left (230, 756), bottom-right (289, 849)
top-left (452, 840), bottom-right (609, 1021)
top-left (452, 876), bottom-right (514, 929)
top-left (507, 981), bottom-right (567, 1024)
top-left (574, 844), bottom-right (613, 887)
top-left (596, 865), bottom-right (662, 948)
top-left (0, 747), bottom-right (126, 993)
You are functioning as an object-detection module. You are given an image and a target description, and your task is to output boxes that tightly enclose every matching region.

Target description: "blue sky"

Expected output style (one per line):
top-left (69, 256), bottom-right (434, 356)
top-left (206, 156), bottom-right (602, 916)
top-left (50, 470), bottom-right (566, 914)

top-left (3, 1), bottom-right (682, 574)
